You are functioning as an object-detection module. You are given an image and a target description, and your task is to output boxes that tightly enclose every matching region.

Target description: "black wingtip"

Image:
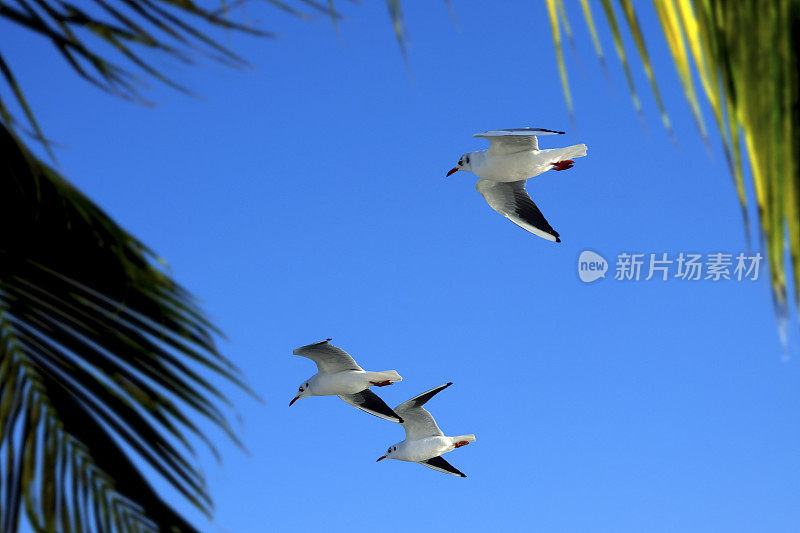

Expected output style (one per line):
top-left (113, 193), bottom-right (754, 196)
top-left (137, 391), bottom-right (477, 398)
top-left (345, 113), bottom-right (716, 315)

top-left (396, 416), bottom-right (404, 423)
top-left (446, 382), bottom-right (453, 386)
top-left (460, 473), bottom-right (467, 478)
top-left (555, 237), bottom-right (561, 243)
top-left (531, 127), bottom-right (565, 134)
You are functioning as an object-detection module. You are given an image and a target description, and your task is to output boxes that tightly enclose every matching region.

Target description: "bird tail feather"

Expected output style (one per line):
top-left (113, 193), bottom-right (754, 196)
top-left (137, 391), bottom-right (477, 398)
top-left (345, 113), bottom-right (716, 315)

top-left (373, 370), bottom-right (402, 382)
top-left (453, 434), bottom-right (476, 444)
top-left (553, 143), bottom-right (587, 160)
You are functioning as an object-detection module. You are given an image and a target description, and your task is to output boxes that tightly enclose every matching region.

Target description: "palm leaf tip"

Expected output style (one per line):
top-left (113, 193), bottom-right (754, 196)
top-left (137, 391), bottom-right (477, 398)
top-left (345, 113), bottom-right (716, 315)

top-left (546, 0), bottom-right (574, 120)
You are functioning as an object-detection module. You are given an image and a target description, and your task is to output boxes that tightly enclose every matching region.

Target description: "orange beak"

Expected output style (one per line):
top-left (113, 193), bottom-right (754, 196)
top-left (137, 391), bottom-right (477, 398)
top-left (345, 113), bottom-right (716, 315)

top-left (376, 455), bottom-right (387, 462)
top-left (289, 396), bottom-right (299, 406)
top-left (446, 167), bottom-right (459, 177)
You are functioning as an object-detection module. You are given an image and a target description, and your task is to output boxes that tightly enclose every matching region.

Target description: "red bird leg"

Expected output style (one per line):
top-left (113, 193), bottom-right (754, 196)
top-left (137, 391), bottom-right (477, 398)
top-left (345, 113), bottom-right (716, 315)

top-left (454, 441), bottom-right (471, 448)
top-left (551, 159), bottom-right (575, 171)
top-left (369, 380), bottom-right (393, 387)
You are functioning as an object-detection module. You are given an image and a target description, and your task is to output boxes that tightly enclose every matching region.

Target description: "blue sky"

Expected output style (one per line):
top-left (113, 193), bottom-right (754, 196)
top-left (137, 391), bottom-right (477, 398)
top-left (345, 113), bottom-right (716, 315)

top-left (3, 1), bottom-right (800, 532)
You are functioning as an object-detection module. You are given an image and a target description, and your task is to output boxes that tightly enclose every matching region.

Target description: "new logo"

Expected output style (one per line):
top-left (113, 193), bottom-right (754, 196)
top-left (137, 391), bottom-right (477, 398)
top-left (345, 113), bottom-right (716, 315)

top-left (578, 250), bottom-right (608, 283)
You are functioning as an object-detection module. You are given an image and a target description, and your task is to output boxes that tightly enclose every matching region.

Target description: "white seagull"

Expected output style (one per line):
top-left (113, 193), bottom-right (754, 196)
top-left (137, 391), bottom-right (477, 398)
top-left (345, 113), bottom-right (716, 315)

top-left (290, 339), bottom-right (404, 423)
top-left (446, 127), bottom-right (588, 242)
top-left (376, 382), bottom-right (475, 477)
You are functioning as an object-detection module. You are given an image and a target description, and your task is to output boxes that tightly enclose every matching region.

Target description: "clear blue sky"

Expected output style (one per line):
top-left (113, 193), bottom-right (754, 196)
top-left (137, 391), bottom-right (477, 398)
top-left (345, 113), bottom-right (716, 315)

top-left (3, 1), bottom-right (800, 532)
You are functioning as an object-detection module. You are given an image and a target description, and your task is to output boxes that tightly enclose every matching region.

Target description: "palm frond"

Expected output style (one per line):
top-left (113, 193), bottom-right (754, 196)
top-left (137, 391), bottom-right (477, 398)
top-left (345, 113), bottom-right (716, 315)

top-left (0, 0), bottom-right (279, 153)
top-left (598, 0), bottom-right (645, 120)
top-left (546, 0), bottom-right (574, 121)
top-left (548, 0), bottom-right (799, 340)
top-left (0, 123), bottom-right (249, 532)
top-left (385, 0), bottom-right (410, 66)
top-left (0, 2), bottom-right (352, 529)
top-left (579, 0), bottom-right (610, 79)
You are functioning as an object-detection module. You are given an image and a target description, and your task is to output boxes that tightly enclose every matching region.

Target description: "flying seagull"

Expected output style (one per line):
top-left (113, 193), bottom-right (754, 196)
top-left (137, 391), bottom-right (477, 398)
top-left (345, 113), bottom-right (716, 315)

top-left (446, 127), bottom-right (587, 242)
top-left (290, 339), bottom-right (404, 423)
top-left (376, 382), bottom-right (475, 477)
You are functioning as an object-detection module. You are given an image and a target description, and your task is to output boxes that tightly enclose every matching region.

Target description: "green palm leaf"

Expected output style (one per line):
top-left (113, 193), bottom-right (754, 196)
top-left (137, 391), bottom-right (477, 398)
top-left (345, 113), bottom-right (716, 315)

top-left (0, 2), bottom-right (394, 530)
top-left (0, 122), bottom-right (250, 531)
top-left (546, 0), bottom-right (799, 341)
top-left (0, 0), bottom-right (279, 151)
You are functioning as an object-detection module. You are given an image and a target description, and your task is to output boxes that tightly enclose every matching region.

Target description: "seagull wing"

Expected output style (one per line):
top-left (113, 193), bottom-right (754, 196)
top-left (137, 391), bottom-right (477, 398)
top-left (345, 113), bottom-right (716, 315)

top-left (418, 455), bottom-right (467, 477)
top-left (474, 127), bottom-right (564, 155)
top-left (338, 389), bottom-right (403, 423)
top-left (292, 339), bottom-right (363, 374)
top-left (475, 179), bottom-right (561, 242)
top-left (394, 382), bottom-right (452, 441)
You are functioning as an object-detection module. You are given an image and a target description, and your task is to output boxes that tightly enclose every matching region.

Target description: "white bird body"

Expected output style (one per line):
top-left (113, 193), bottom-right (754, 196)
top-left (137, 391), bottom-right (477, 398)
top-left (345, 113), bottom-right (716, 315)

top-left (290, 339), bottom-right (403, 422)
top-left (448, 128), bottom-right (588, 242)
top-left (390, 435), bottom-right (477, 463)
top-left (469, 145), bottom-right (588, 182)
top-left (308, 369), bottom-right (402, 397)
top-left (377, 383), bottom-right (475, 477)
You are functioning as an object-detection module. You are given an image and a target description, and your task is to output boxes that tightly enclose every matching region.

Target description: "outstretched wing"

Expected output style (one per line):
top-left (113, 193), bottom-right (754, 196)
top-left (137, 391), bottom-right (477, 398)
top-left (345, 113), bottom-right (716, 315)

top-left (419, 455), bottom-right (466, 477)
top-left (394, 383), bottom-right (452, 441)
top-left (474, 127), bottom-right (564, 155)
top-left (292, 339), bottom-right (363, 374)
top-left (338, 389), bottom-right (403, 423)
top-left (475, 179), bottom-right (561, 242)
